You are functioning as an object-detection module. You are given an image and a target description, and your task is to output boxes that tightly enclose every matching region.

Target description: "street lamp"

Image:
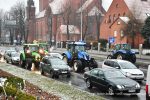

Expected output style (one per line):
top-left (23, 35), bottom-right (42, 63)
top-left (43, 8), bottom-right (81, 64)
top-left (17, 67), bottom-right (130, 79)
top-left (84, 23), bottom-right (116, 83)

top-left (80, 0), bottom-right (83, 41)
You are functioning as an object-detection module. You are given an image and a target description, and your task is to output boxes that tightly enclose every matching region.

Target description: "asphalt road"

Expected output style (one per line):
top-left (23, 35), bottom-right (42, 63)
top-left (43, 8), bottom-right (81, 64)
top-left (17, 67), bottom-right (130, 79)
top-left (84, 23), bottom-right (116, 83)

top-left (0, 46), bottom-right (147, 100)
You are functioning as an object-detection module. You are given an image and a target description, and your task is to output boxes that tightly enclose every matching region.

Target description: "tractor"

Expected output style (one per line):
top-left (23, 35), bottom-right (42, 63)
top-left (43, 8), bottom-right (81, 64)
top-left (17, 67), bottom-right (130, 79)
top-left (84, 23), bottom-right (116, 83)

top-left (62, 41), bottom-right (98, 72)
top-left (20, 42), bottom-right (49, 70)
top-left (20, 44), bottom-right (41, 70)
top-left (107, 44), bottom-right (136, 63)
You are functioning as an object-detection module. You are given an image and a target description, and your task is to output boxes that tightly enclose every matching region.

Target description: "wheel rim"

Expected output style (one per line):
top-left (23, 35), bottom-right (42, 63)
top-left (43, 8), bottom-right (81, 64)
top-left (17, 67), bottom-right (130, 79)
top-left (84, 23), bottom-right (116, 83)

top-left (108, 87), bottom-right (114, 95)
top-left (107, 56), bottom-right (111, 59)
top-left (86, 80), bottom-right (91, 88)
top-left (74, 62), bottom-right (78, 71)
top-left (117, 55), bottom-right (122, 59)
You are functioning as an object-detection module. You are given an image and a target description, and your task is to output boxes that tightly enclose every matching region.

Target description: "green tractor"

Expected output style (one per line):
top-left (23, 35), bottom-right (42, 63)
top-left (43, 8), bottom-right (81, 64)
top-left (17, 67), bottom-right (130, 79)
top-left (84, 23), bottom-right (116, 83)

top-left (20, 44), bottom-right (41, 70)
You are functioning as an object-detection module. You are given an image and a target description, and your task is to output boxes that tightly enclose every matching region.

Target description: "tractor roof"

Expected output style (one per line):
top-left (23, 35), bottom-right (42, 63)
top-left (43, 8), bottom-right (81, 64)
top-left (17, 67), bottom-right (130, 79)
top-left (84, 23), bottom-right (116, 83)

top-left (68, 41), bottom-right (86, 45)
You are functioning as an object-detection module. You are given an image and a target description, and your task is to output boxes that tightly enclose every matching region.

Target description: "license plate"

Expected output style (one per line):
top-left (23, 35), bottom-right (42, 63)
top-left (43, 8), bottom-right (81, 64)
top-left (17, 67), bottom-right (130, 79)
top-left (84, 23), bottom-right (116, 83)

top-left (129, 89), bottom-right (135, 92)
top-left (62, 71), bottom-right (67, 74)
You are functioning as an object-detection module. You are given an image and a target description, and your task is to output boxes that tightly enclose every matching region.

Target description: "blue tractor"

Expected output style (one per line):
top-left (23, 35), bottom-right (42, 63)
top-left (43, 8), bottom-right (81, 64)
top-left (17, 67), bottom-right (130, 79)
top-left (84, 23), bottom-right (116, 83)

top-left (62, 41), bottom-right (98, 72)
top-left (107, 44), bottom-right (136, 63)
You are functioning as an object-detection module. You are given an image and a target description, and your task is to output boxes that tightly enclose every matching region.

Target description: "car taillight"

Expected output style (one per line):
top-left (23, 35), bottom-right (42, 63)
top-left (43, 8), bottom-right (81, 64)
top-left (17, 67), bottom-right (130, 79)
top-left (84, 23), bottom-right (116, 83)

top-left (146, 84), bottom-right (149, 94)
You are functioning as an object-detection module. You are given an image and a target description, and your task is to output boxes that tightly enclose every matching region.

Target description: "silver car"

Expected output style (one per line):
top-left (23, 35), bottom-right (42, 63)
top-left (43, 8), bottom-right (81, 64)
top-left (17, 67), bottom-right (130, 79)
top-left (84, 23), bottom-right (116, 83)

top-left (5, 52), bottom-right (20, 64)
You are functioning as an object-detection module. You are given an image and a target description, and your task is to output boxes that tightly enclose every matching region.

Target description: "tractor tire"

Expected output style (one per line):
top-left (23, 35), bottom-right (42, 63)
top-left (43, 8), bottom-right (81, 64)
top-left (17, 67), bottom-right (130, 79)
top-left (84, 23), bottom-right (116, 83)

top-left (89, 58), bottom-right (98, 70)
top-left (116, 54), bottom-right (124, 60)
top-left (73, 60), bottom-right (83, 72)
top-left (20, 55), bottom-right (25, 68)
top-left (26, 59), bottom-right (32, 71)
top-left (107, 55), bottom-right (113, 59)
top-left (131, 54), bottom-right (136, 63)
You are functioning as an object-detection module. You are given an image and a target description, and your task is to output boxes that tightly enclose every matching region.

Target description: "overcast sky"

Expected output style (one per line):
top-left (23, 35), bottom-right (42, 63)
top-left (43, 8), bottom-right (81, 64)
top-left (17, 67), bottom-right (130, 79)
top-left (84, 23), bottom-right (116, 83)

top-left (0, 0), bottom-right (112, 14)
top-left (0, 0), bottom-right (39, 13)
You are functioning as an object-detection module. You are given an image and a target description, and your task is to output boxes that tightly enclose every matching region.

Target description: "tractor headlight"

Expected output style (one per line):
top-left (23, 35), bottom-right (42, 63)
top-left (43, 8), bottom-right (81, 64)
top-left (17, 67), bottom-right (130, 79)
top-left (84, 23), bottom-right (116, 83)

top-left (26, 50), bottom-right (30, 54)
top-left (54, 68), bottom-right (59, 71)
top-left (39, 49), bottom-right (44, 54)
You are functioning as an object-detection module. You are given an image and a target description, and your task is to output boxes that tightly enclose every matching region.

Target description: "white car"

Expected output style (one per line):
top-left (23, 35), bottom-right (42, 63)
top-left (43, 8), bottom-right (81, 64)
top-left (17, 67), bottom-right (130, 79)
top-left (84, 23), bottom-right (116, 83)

top-left (48, 53), bottom-right (63, 59)
top-left (146, 65), bottom-right (150, 100)
top-left (5, 52), bottom-right (20, 64)
top-left (102, 59), bottom-right (144, 82)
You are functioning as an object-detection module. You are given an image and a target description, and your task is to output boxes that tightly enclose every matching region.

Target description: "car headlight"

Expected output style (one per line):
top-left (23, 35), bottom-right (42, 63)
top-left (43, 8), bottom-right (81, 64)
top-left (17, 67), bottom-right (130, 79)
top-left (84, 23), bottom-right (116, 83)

top-left (136, 83), bottom-right (140, 88)
top-left (54, 69), bottom-right (59, 71)
top-left (126, 72), bottom-right (132, 77)
top-left (117, 85), bottom-right (124, 89)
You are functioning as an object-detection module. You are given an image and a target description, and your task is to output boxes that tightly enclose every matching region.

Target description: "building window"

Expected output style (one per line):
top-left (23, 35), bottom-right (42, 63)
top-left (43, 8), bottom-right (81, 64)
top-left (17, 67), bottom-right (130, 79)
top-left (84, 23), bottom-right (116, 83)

top-left (113, 14), bottom-right (116, 21)
top-left (114, 31), bottom-right (117, 37)
top-left (123, 12), bottom-right (126, 16)
top-left (108, 15), bottom-right (111, 23)
top-left (118, 13), bottom-right (120, 17)
top-left (116, 4), bottom-right (119, 8)
top-left (117, 21), bottom-right (121, 25)
top-left (120, 30), bottom-right (124, 37)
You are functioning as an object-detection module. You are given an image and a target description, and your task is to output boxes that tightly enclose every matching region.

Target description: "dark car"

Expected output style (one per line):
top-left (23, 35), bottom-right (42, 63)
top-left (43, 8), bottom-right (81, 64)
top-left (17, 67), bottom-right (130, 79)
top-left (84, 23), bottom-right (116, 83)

top-left (39, 56), bottom-right (71, 78)
top-left (84, 68), bottom-right (141, 95)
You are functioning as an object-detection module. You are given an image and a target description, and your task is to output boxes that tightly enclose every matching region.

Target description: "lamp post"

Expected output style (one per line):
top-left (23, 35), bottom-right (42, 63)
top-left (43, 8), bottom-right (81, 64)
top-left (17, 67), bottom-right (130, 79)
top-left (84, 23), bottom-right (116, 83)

top-left (80, 0), bottom-right (83, 41)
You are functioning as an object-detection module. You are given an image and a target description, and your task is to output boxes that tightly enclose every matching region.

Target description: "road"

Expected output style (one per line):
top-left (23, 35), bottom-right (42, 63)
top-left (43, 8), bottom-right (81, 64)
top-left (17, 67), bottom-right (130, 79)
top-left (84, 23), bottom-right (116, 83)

top-left (0, 46), bottom-right (148, 100)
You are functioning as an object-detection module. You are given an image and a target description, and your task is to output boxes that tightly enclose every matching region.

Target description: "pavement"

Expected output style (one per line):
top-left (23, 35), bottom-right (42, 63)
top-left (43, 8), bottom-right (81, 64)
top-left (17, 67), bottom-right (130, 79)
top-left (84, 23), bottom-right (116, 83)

top-left (54, 48), bottom-right (150, 60)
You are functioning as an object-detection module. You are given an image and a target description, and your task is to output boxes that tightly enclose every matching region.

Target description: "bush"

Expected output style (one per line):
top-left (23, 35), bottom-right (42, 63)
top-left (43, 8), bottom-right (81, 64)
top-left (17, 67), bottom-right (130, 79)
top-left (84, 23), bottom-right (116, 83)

top-left (0, 77), bottom-right (36, 100)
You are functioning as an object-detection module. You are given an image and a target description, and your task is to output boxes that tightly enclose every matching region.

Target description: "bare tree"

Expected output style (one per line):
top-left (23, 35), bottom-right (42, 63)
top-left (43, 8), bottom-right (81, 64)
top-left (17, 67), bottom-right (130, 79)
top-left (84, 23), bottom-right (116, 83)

top-left (0, 9), bottom-right (4, 42)
top-left (10, 2), bottom-right (25, 44)
top-left (61, 0), bottom-right (76, 41)
top-left (123, 2), bottom-right (143, 48)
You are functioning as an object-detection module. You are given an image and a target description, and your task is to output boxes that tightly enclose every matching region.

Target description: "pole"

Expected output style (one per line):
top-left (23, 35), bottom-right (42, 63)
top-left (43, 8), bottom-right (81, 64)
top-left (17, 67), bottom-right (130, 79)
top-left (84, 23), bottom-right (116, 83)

top-left (80, 0), bottom-right (83, 41)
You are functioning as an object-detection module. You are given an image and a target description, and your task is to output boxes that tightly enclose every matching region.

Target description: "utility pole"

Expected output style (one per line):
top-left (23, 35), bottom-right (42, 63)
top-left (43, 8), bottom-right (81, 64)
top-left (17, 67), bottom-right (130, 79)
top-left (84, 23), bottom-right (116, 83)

top-left (80, 0), bottom-right (83, 41)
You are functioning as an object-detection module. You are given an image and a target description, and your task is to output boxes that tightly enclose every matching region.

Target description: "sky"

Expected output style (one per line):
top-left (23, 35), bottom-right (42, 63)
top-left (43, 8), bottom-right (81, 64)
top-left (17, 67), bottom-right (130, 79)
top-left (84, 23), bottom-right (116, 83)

top-left (0, 0), bottom-right (113, 14)
top-left (0, 0), bottom-right (39, 13)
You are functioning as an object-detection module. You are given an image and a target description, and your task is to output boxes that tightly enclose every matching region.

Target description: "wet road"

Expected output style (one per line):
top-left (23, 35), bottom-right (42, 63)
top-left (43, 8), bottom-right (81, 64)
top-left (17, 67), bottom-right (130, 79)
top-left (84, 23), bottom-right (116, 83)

top-left (0, 46), bottom-right (147, 100)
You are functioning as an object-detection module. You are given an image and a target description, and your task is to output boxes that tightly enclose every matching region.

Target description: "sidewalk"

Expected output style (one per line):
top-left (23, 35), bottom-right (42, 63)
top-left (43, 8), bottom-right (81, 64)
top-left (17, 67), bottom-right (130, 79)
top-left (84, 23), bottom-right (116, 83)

top-left (0, 63), bottom-right (104, 100)
top-left (55, 48), bottom-right (150, 60)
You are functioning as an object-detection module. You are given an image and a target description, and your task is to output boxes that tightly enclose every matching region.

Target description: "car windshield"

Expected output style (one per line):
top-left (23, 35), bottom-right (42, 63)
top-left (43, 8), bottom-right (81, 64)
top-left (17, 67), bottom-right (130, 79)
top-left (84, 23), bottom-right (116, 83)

top-left (75, 45), bottom-right (85, 51)
top-left (39, 44), bottom-right (49, 51)
top-left (119, 61), bottom-right (137, 69)
top-left (29, 46), bottom-right (38, 52)
top-left (115, 44), bottom-right (131, 50)
top-left (50, 58), bottom-right (66, 65)
top-left (104, 70), bottom-right (126, 78)
top-left (11, 52), bottom-right (20, 57)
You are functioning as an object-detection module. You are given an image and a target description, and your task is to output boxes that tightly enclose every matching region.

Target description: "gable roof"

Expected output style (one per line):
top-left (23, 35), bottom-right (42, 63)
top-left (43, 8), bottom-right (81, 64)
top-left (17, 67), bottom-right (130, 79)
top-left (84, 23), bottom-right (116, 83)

top-left (119, 17), bottom-right (130, 24)
top-left (77, 0), bottom-right (93, 13)
top-left (59, 25), bottom-right (80, 34)
top-left (124, 0), bottom-right (150, 22)
top-left (88, 6), bottom-right (104, 16)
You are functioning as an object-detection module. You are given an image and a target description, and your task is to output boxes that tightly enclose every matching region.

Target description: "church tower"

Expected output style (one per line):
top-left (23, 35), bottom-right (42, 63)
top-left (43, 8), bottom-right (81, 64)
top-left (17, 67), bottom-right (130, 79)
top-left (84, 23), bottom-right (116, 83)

top-left (26, 0), bottom-right (35, 20)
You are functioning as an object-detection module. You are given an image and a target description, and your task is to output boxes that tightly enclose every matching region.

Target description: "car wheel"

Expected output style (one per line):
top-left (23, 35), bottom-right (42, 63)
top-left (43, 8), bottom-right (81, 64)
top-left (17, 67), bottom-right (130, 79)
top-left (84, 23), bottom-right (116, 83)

top-left (63, 56), bottom-right (68, 64)
top-left (50, 71), bottom-right (55, 78)
top-left (117, 54), bottom-right (124, 60)
top-left (73, 60), bottom-right (82, 72)
top-left (131, 54), bottom-right (136, 63)
top-left (67, 74), bottom-right (71, 78)
top-left (39, 66), bottom-right (44, 75)
top-left (86, 79), bottom-right (92, 89)
top-left (6, 60), bottom-right (9, 63)
top-left (108, 86), bottom-right (115, 95)
top-left (11, 60), bottom-right (14, 65)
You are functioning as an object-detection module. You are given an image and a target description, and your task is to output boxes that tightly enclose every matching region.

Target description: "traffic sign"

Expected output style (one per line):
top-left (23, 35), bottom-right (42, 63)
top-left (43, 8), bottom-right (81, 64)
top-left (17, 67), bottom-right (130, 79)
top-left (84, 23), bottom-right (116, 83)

top-left (109, 37), bottom-right (115, 44)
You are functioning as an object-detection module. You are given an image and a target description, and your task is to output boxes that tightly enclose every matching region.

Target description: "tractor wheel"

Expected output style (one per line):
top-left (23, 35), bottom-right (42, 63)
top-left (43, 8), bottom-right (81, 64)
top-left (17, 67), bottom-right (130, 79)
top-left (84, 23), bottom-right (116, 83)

top-left (73, 60), bottom-right (82, 72)
top-left (26, 59), bottom-right (32, 71)
top-left (63, 55), bottom-right (68, 64)
top-left (107, 55), bottom-right (112, 59)
top-left (117, 54), bottom-right (124, 60)
top-left (131, 54), bottom-right (136, 63)
top-left (89, 59), bottom-right (98, 70)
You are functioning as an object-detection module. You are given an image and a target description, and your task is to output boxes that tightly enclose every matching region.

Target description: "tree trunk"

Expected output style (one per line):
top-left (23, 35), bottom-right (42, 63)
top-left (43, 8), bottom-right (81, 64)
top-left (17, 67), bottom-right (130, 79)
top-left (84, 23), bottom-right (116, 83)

top-left (67, 20), bottom-right (69, 40)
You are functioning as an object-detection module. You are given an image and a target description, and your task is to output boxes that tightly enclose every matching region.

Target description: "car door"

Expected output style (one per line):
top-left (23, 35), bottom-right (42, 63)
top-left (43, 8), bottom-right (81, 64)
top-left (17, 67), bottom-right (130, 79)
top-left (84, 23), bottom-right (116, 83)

top-left (96, 70), bottom-right (108, 89)
top-left (90, 69), bottom-right (99, 86)
top-left (45, 59), bottom-right (52, 73)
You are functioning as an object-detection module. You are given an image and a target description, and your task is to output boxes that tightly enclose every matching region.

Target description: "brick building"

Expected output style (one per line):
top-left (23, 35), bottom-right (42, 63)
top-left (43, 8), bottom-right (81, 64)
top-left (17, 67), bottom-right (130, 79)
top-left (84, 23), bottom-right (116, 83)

top-left (100, 0), bottom-right (150, 48)
top-left (26, 0), bottom-right (105, 43)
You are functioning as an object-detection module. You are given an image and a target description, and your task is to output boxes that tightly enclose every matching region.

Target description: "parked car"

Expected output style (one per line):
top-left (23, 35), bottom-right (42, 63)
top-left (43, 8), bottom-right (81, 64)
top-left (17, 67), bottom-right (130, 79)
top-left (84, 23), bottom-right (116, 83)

top-left (146, 65), bottom-right (150, 100)
top-left (102, 59), bottom-right (144, 82)
top-left (5, 52), bottom-right (20, 64)
top-left (48, 53), bottom-right (63, 59)
top-left (39, 56), bottom-right (71, 78)
top-left (4, 50), bottom-right (16, 60)
top-left (84, 68), bottom-right (141, 95)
